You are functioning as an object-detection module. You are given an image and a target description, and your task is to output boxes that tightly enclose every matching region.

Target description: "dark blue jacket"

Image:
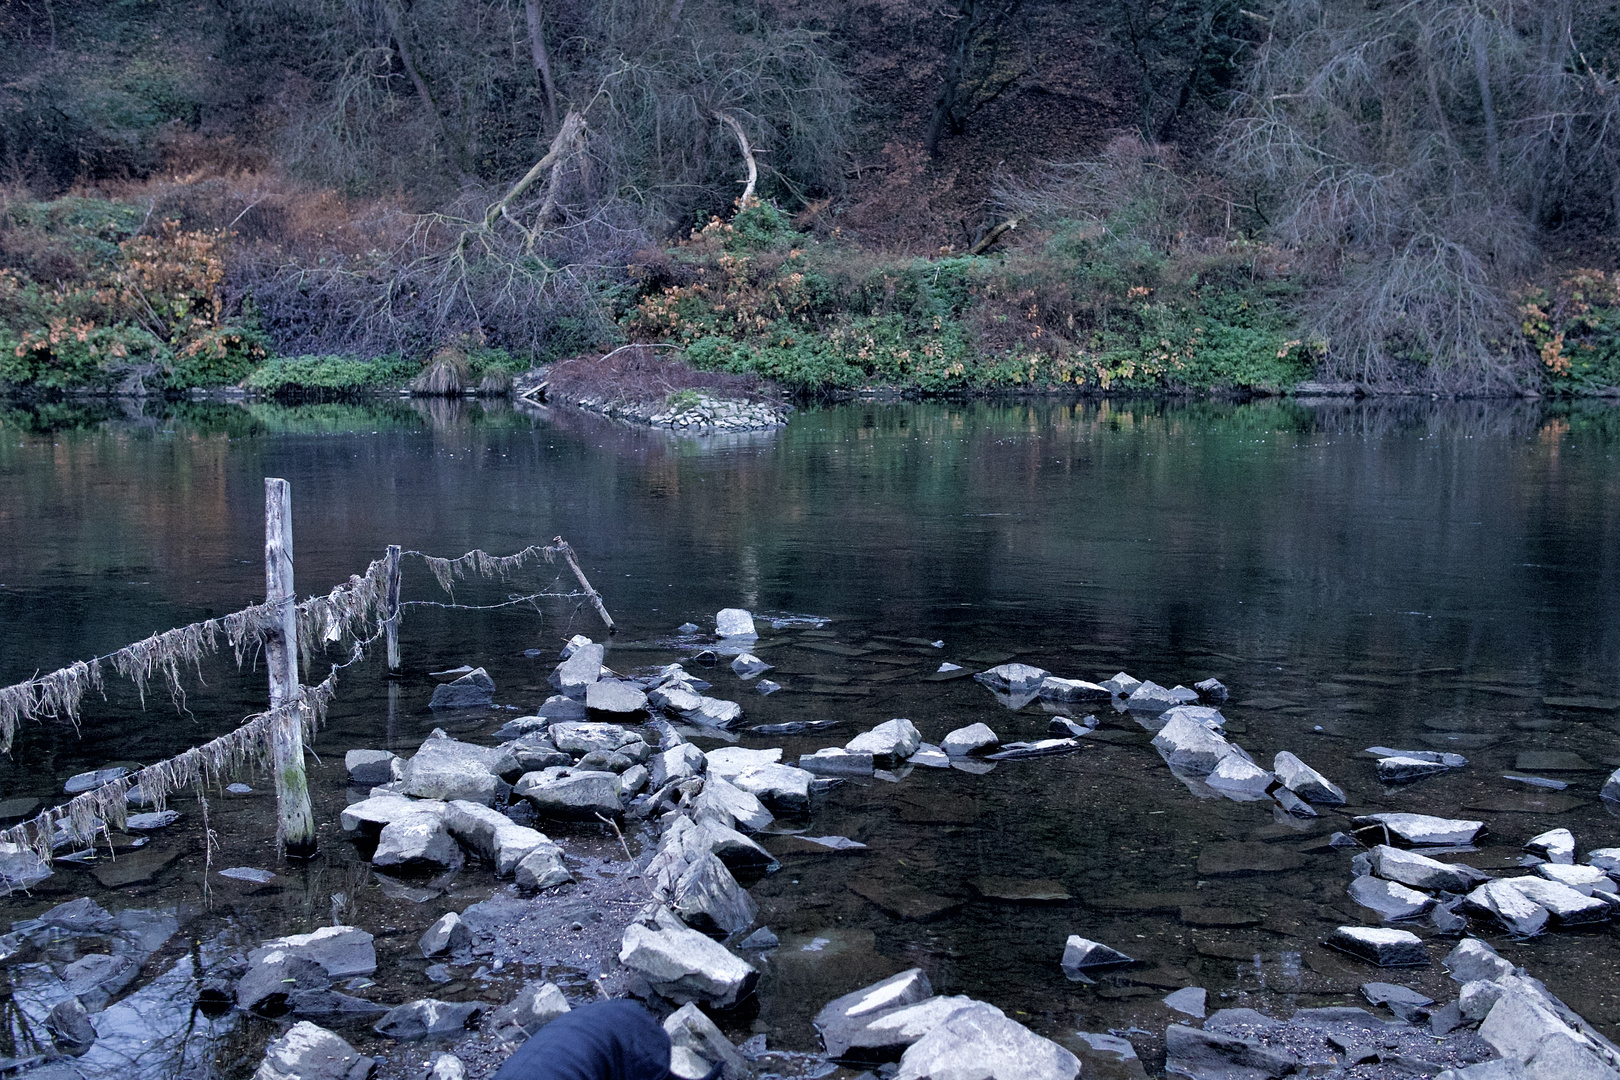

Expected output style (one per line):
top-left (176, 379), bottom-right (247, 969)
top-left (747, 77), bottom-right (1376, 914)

top-left (493, 1000), bottom-right (676, 1080)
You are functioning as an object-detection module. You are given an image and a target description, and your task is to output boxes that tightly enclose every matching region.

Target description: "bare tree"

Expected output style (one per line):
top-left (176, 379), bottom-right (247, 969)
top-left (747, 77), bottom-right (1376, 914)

top-left (924, 0), bottom-right (1027, 157)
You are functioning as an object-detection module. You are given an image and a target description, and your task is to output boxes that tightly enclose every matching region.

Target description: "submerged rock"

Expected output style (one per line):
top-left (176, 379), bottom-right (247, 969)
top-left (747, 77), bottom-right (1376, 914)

top-left (1273, 751), bottom-right (1346, 805)
top-left (617, 922), bottom-right (758, 1008)
top-left (1325, 926), bottom-right (1430, 967)
top-left (730, 654), bottom-right (773, 679)
top-left (237, 954), bottom-right (330, 1015)
top-left (684, 697), bottom-right (744, 728)
top-left (254, 1021), bottom-right (375, 1080)
top-left (800, 749), bottom-right (875, 776)
top-left (428, 668), bottom-right (495, 709)
top-left (0, 841), bottom-right (52, 894)
top-left (1377, 756), bottom-right (1452, 784)
top-left (1194, 678), bottom-right (1229, 704)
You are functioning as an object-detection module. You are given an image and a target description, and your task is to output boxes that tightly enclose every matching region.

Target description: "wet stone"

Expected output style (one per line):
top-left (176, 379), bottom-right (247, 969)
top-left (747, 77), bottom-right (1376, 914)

top-left (1195, 678), bottom-right (1229, 703)
top-left (418, 913), bottom-right (469, 958)
top-left (0, 843), bottom-right (53, 894)
top-left (255, 1021), bottom-right (376, 1080)
top-left (716, 608), bottom-right (756, 638)
top-left (1206, 755), bottom-right (1274, 798)
top-left (800, 749), bottom-right (875, 776)
top-left (731, 654), bottom-right (773, 678)
top-left (845, 718), bottom-right (923, 765)
top-left (849, 880), bottom-right (966, 920)
top-left (814, 969), bottom-right (934, 1060)
top-left (972, 877), bottom-right (1070, 903)
top-left (345, 750), bottom-right (399, 786)
top-left (1369, 844), bottom-right (1487, 894)
top-left (739, 928), bottom-right (778, 949)
top-left (1152, 714), bottom-right (1238, 775)
top-left (219, 866), bottom-right (276, 884)
top-left (1179, 906), bottom-right (1262, 928)
top-left (1061, 935), bottom-right (1135, 972)
top-left (1354, 813), bottom-right (1485, 846)
top-left (973, 663), bottom-right (1050, 693)
top-left (1538, 863), bottom-right (1616, 894)
top-left (1037, 677), bottom-right (1112, 702)
top-left (1325, 926), bottom-right (1430, 967)
top-left (1101, 672), bottom-right (1142, 696)
top-left (47, 998), bottom-right (95, 1054)
top-left (617, 921), bottom-right (758, 1008)
top-left (490, 981), bottom-right (570, 1038)
top-left (896, 1004), bottom-right (1079, 1080)
top-left (125, 810), bottom-right (180, 830)
top-left (1361, 981), bottom-right (1435, 1022)
top-left (1524, 828), bottom-right (1575, 864)
top-left (64, 766), bottom-right (129, 794)
top-left (1377, 756), bottom-right (1452, 784)
top-left (249, 926), bottom-right (378, 979)
top-left (427, 668), bottom-right (495, 709)
top-left (1464, 880), bottom-right (1550, 937)
top-left (1125, 680), bottom-right (1183, 713)
top-left (373, 999), bottom-right (483, 1040)
top-left (238, 954), bottom-right (330, 1015)
top-left (514, 845), bottom-right (574, 889)
top-left (1514, 751), bottom-right (1598, 772)
top-left (1349, 876), bottom-right (1437, 920)
top-left (1499, 876), bottom-right (1611, 925)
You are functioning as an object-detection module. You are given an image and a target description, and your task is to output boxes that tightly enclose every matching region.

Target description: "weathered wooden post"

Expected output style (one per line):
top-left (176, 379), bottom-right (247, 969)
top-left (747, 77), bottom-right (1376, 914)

top-left (552, 536), bottom-right (615, 633)
top-left (384, 544), bottom-right (403, 673)
top-left (265, 478), bottom-right (317, 858)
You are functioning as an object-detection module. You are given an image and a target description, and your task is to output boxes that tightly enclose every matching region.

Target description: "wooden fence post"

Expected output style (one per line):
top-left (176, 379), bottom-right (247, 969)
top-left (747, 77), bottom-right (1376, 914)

top-left (265, 478), bottom-right (317, 858)
top-left (384, 544), bottom-right (403, 674)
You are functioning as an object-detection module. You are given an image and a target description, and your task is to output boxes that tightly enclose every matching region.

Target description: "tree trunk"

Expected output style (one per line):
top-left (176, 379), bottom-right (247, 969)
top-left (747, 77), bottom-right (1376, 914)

top-left (524, 0), bottom-right (560, 131)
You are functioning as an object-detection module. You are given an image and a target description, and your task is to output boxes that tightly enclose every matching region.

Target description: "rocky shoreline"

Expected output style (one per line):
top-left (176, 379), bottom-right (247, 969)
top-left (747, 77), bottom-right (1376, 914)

top-left (8, 611), bottom-right (1620, 1080)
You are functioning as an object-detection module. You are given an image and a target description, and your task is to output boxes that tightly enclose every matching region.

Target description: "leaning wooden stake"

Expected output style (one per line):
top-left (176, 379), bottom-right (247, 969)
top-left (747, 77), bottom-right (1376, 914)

top-left (384, 544), bottom-right (403, 674)
top-left (552, 536), bottom-right (615, 633)
top-left (265, 478), bottom-right (318, 858)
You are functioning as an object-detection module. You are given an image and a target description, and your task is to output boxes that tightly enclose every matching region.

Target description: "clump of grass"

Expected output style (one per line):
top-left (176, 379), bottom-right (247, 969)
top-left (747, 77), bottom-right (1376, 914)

top-left (244, 355), bottom-right (419, 400)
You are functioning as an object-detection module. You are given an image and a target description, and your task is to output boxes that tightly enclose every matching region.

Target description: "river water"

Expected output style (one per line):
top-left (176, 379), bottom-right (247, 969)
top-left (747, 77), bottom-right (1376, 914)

top-left (3, 395), bottom-right (1620, 1076)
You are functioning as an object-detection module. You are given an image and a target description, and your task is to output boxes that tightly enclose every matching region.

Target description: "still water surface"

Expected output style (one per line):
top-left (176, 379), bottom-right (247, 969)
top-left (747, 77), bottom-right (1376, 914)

top-left (3, 396), bottom-right (1620, 1072)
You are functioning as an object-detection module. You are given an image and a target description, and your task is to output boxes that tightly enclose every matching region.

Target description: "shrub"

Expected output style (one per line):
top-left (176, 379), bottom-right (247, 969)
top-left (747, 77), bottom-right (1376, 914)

top-left (244, 355), bottom-right (420, 399)
top-left (1519, 271), bottom-right (1620, 393)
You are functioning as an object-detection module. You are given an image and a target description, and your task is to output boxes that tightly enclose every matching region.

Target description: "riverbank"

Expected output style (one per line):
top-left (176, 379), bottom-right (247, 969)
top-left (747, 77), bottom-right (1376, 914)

top-left (8, 190), bottom-right (1620, 404)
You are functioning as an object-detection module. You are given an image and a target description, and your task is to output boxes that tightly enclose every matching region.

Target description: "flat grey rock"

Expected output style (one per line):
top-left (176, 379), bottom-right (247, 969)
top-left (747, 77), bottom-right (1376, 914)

top-left (515, 768), bottom-right (622, 820)
top-left (400, 736), bottom-right (502, 805)
top-left (653, 744), bottom-right (709, 788)
top-left (896, 1004), bottom-right (1079, 1080)
top-left (730, 763), bottom-right (814, 814)
top-left (61, 951), bottom-right (138, 1010)
top-left (617, 921), bottom-right (758, 1008)
top-left (373, 815), bottom-right (462, 870)
top-left (1349, 876), bottom-right (1437, 920)
top-left (64, 767), bottom-right (129, 794)
top-left (125, 810), bottom-right (180, 831)
top-left (1164, 1024), bottom-right (1299, 1080)
top-left (815, 969), bottom-right (935, 1058)
top-left (704, 746), bottom-right (782, 778)
top-left (219, 866), bottom-right (276, 884)
top-left (983, 738), bottom-right (1081, 761)
top-left (339, 795), bottom-right (447, 832)
top-left (1499, 876), bottom-right (1611, 926)
top-left (739, 928), bottom-right (778, 949)
top-left (1325, 926), bottom-right (1429, 966)
top-left (1524, 828), bottom-right (1575, 864)
top-left (691, 775), bottom-right (773, 833)
top-left (586, 680), bottom-right (648, 714)
top-left (825, 995), bottom-right (983, 1064)
top-left (256, 1021), bottom-right (375, 1080)
top-left (443, 800), bottom-right (548, 876)
top-left (428, 668), bottom-right (495, 709)
top-left (1464, 881), bottom-right (1550, 937)
top-left (1370, 844), bottom-right (1487, 893)
top-left (800, 749), bottom-right (875, 776)
top-left (549, 721), bottom-right (640, 755)
top-left (1443, 938), bottom-right (1515, 984)
top-left (0, 843), bottom-right (52, 894)
top-left (553, 644), bottom-right (605, 694)
top-left (237, 953), bottom-right (329, 1014)
top-left (669, 851), bottom-right (757, 937)
top-left (1163, 986), bottom-right (1207, 1017)
top-left (373, 999), bottom-right (482, 1039)
top-left (1355, 813), bottom-right (1485, 846)
top-left (249, 926), bottom-right (378, 979)
top-left (345, 750), bottom-right (399, 786)
top-left (1036, 677), bottom-right (1111, 703)
top-left (846, 718), bottom-right (922, 765)
top-left (1537, 863), bottom-right (1616, 895)
top-left (683, 697), bottom-right (744, 728)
